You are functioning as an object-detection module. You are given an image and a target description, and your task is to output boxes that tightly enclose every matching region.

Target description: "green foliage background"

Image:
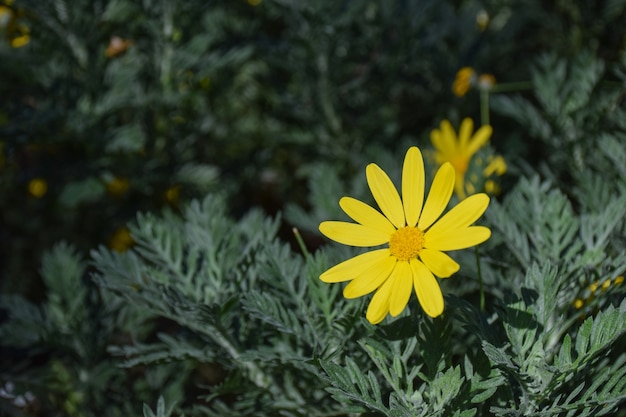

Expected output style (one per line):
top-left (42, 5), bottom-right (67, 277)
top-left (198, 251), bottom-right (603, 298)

top-left (1, 0), bottom-right (626, 416)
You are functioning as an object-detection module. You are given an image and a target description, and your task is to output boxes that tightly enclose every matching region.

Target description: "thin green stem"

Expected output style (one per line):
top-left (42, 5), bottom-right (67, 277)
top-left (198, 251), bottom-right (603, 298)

top-left (480, 89), bottom-right (490, 126)
top-left (293, 227), bottom-right (311, 259)
top-left (475, 246), bottom-right (485, 312)
top-left (490, 81), bottom-right (533, 93)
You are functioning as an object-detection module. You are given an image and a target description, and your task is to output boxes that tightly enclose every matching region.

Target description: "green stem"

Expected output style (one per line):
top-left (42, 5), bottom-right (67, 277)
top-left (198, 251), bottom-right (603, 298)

top-left (480, 89), bottom-right (490, 126)
top-left (475, 247), bottom-right (485, 312)
top-left (292, 227), bottom-right (310, 259)
top-left (490, 81), bottom-right (533, 93)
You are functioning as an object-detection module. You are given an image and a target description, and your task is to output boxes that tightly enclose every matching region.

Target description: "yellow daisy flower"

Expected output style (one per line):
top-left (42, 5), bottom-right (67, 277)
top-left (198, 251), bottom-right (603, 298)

top-left (452, 67), bottom-right (475, 97)
top-left (319, 146), bottom-right (491, 324)
top-left (431, 118), bottom-right (492, 199)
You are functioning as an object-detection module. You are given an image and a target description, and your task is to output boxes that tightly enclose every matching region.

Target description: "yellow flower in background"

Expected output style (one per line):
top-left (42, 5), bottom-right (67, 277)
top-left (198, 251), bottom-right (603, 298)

top-left (9, 24), bottom-right (29, 48)
top-left (477, 73), bottom-right (496, 91)
top-left (476, 10), bottom-right (489, 32)
top-left (105, 36), bottom-right (133, 58)
top-left (109, 227), bottom-right (134, 253)
top-left (452, 67), bottom-right (475, 97)
top-left (28, 178), bottom-right (47, 198)
top-left (319, 147), bottom-right (491, 323)
top-left (483, 155), bottom-right (507, 177)
top-left (164, 184), bottom-right (181, 206)
top-left (0, 6), bottom-right (11, 28)
top-left (106, 176), bottom-right (130, 197)
top-left (431, 118), bottom-right (493, 199)
top-left (1, 2), bottom-right (30, 48)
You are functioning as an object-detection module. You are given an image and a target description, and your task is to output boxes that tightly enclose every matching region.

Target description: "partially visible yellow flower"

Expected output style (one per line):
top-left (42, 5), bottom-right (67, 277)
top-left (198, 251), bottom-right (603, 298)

top-left (106, 176), bottom-right (130, 197)
top-left (0, 6), bottom-right (11, 28)
top-left (431, 118), bottom-right (493, 199)
top-left (164, 184), bottom-right (181, 206)
top-left (28, 178), bottom-right (47, 198)
top-left (10, 26), bottom-right (29, 48)
top-left (105, 36), bottom-right (133, 58)
top-left (476, 10), bottom-right (489, 32)
top-left (601, 280), bottom-right (611, 291)
top-left (452, 67), bottom-right (475, 97)
top-left (615, 276), bottom-right (624, 285)
top-left (1, 3), bottom-right (29, 48)
top-left (477, 73), bottom-right (496, 91)
top-left (319, 146), bottom-right (491, 323)
top-left (109, 227), bottom-right (134, 253)
top-left (483, 155), bottom-right (507, 177)
top-left (573, 298), bottom-right (584, 309)
top-left (484, 180), bottom-right (500, 195)
top-left (589, 281), bottom-right (598, 294)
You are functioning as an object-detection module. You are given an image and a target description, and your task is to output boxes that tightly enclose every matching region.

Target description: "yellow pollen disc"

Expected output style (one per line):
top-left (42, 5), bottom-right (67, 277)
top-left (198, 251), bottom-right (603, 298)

top-left (389, 227), bottom-right (425, 261)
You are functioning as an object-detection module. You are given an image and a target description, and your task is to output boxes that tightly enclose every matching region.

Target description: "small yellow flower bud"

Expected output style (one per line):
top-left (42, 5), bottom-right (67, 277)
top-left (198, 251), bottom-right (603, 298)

top-left (28, 178), bottom-right (47, 198)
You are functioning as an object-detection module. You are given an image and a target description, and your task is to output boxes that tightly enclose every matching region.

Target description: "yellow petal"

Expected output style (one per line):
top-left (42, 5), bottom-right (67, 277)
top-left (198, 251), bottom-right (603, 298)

top-left (401, 147), bottom-right (425, 228)
top-left (425, 226), bottom-right (491, 251)
top-left (339, 197), bottom-right (396, 236)
top-left (418, 163), bottom-right (455, 230)
top-left (458, 118), bottom-right (474, 149)
top-left (419, 248), bottom-right (460, 278)
top-left (320, 249), bottom-right (390, 283)
top-left (426, 194), bottom-right (490, 237)
top-left (366, 163), bottom-right (406, 228)
top-left (466, 125), bottom-right (492, 156)
top-left (410, 259), bottom-right (444, 317)
top-left (388, 261), bottom-right (413, 316)
top-left (319, 221), bottom-right (390, 247)
top-left (343, 255), bottom-right (396, 298)
top-left (366, 274), bottom-right (395, 324)
top-left (440, 120), bottom-right (458, 151)
top-left (431, 121), bottom-right (455, 158)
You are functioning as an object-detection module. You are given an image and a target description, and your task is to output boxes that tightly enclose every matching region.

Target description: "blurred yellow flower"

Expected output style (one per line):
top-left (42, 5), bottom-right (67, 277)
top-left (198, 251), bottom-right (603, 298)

top-left (164, 185), bottom-right (181, 206)
top-left (484, 179), bottom-right (500, 195)
top-left (452, 67), bottom-right (475, 97)
top-left (431, 118), bottom-right (493, 199)
top-left (476, 10), bottom-right (489, 32)
top-left (483, 155), bottom-right (507, 177)
top-left (573, 298), bottom-right (584, 309)
top-left (105, 36), bottom-right (133, 58)
top-left (319, 146), bottom-right (491, 323)
top-left (28, 178), bottom-right (47, 198)
top-left (106, 176), bottom-right (130, 196)
top-left (0, 6), bottom-right (11, 28)
top-left (477, 73), bottom-right (496, 91)
top-left (109, 227), bottom-right (134, 253)
top-left (10, 28), bottom-right (29, 48)
top-left (601, 280), bottom-right (611, 292)
top-left (1, 3), bottom-right (29, 48)
top-left (615, 276), bottom-right (624, 285)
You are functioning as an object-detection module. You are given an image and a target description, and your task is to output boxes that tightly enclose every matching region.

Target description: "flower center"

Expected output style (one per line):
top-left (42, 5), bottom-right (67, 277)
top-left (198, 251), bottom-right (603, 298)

top-left (451, 155), bottom-right (469, 175)
top-left (389, 226), bottom-right (425, 261)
